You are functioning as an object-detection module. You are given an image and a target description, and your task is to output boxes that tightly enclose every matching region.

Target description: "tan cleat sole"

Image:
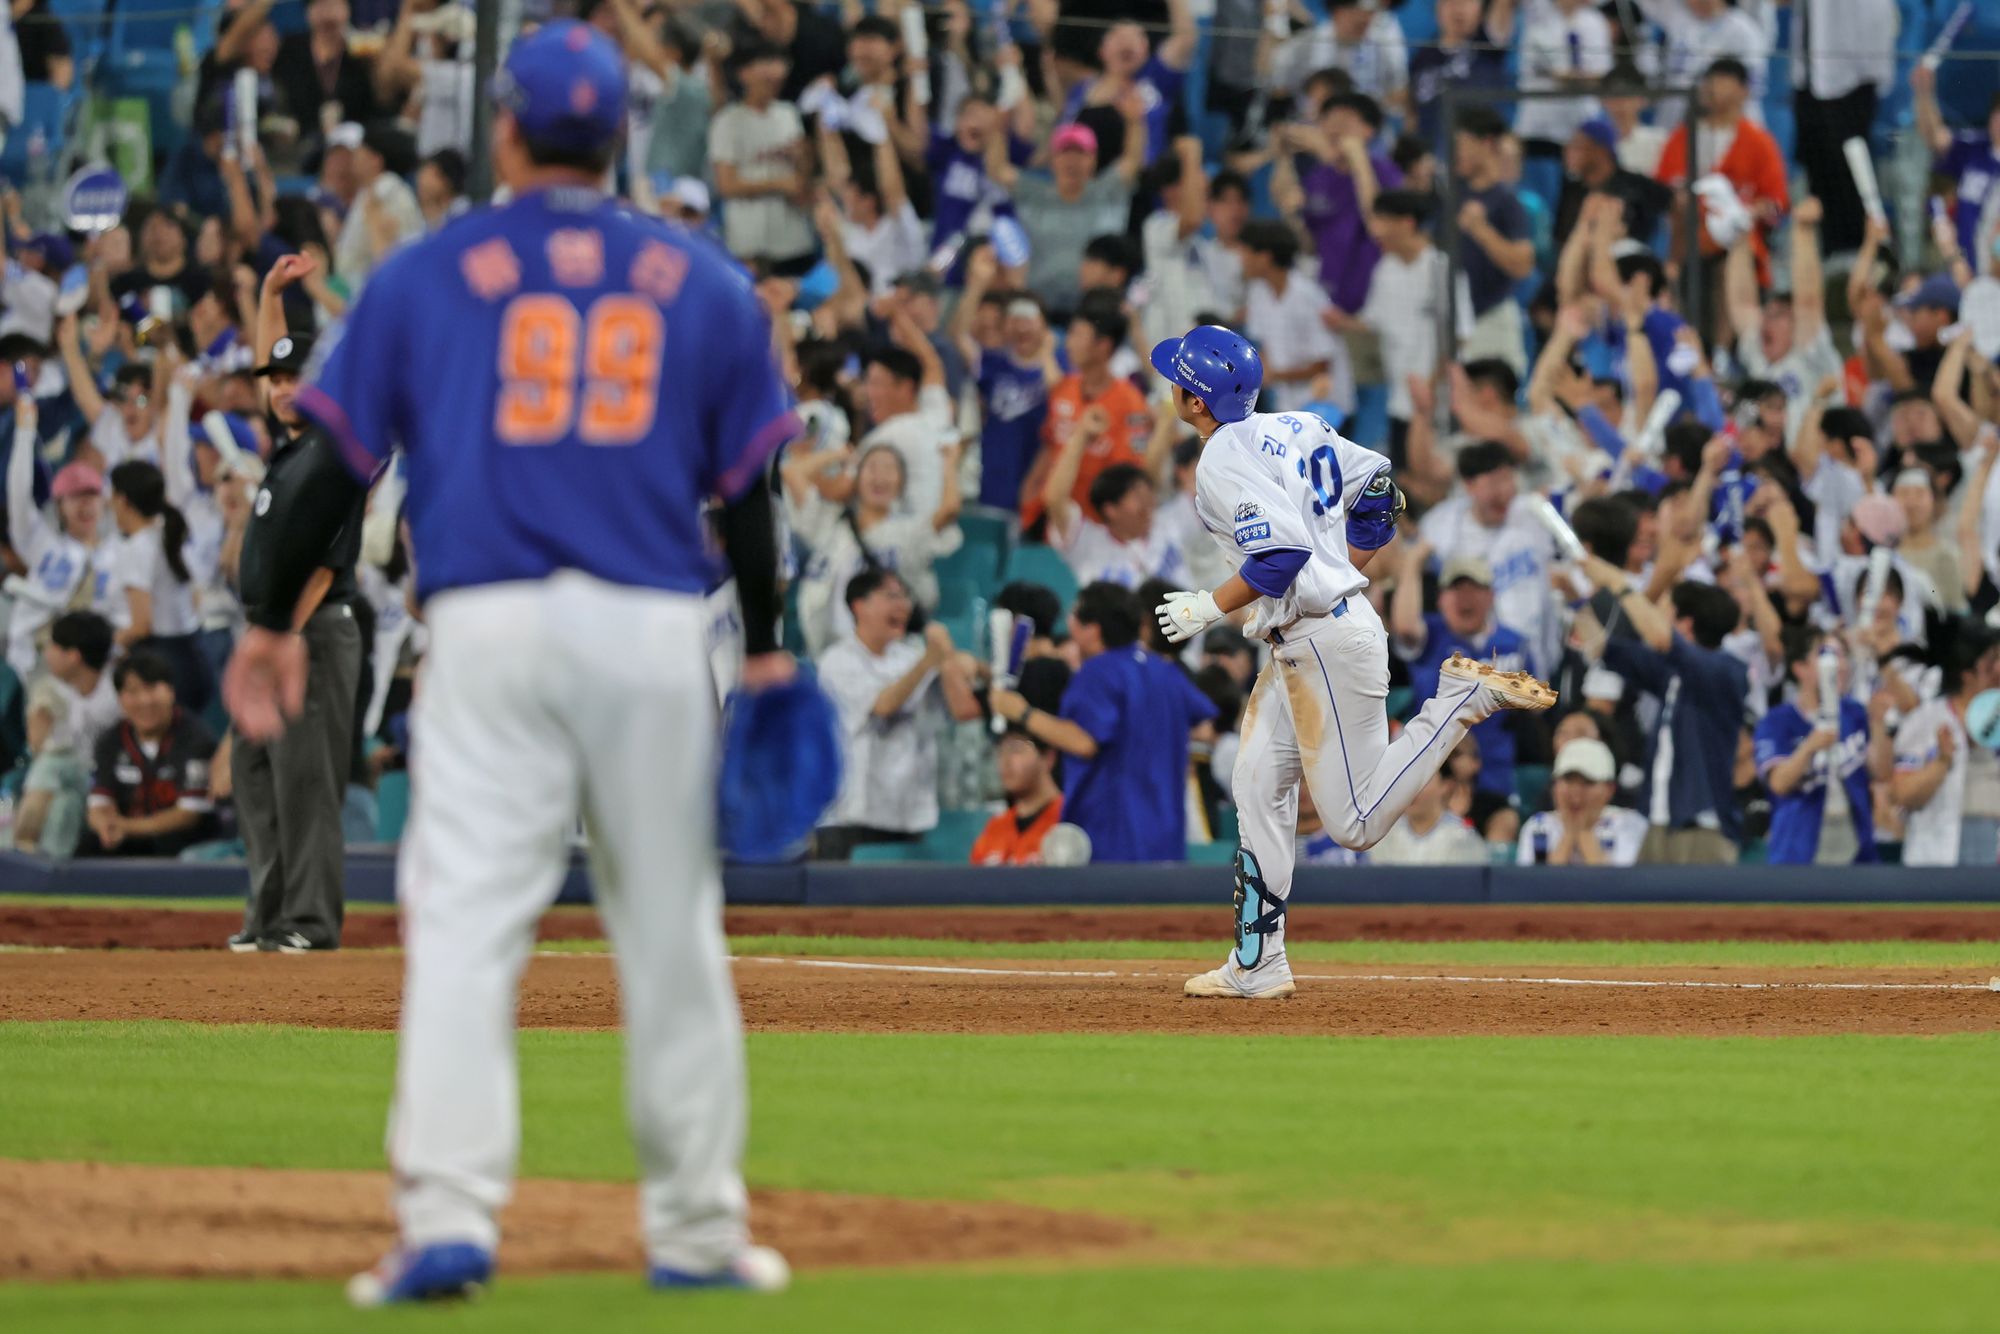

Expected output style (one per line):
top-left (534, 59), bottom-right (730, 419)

top-left (1440, 653), bottom-right (1558, 711)
top-left (1183, 970), bottom-right (1297, 999)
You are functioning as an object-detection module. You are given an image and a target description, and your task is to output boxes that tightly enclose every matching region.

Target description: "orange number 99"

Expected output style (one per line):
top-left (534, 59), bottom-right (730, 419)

top-left (494, 294), bottom-right (664, 446)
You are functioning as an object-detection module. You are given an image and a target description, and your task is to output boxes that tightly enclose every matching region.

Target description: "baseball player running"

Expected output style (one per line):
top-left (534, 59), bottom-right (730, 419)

top-left (224, 22), bottom-right (797, 1303)
top-left (1149, 327), bottom-right (1554, 1000)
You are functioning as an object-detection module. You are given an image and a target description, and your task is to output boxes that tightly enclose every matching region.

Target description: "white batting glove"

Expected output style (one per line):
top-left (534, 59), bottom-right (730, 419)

top-left (1156, 590), bottom-right (1223, 644)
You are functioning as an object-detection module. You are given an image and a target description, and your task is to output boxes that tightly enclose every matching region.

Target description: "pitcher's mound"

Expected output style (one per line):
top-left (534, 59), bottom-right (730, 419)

top-left (0, 1159), bottom-right (1142, 1281)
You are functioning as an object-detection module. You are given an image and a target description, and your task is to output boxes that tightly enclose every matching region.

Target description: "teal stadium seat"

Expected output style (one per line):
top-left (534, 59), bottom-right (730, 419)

top-left (1514, 764), bottom-right (1551, 812)
top-left (1000, 544), bottom-right (1078, 619)
top-left (1186, 841), bottom-right (1235, 866)
top-left (849, 841), bottom-right (919, 864)
top-left (918, 808), bottom-right (990, 862)
top-left (375, 771), bottom-right (410, 843)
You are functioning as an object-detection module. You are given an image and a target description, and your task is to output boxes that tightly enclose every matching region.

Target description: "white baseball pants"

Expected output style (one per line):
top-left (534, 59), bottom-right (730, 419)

top-left (1233, 599), bottom-right (1495, 954)
top-left (389, 573), bottom-right (748, 1273)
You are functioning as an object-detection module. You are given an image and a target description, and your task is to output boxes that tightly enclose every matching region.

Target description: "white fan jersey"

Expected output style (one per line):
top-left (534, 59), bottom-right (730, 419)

top-left (1193, 410), bottom-right (1394, 639)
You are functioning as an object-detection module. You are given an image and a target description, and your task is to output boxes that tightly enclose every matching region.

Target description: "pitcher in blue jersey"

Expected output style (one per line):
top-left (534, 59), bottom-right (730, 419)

top-left (227, 19), bottom-right (800, 1306)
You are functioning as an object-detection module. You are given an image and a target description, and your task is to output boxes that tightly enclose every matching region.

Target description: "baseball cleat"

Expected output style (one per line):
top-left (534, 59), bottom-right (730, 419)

top-left (1440, 653), bottom-right (1557, 711)
top-left (225, 930), bottom-right (260, 953)
top-left (346, 1241), bottom-right (493, 1307)
top-left (650, 1244), bottom-right (791, 1292)
top-left (1184, 958), bottom-right (1296, 999)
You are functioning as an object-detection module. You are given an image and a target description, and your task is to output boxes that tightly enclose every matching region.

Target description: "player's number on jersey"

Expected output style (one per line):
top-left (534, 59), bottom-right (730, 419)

top-left (1297, 444), bottom-right (1342, 517)
top-left (495, 294), bottom-right (663, 446)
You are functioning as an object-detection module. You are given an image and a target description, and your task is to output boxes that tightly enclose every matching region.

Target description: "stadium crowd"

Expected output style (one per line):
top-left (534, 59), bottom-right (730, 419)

top-left (0, 0), bottom-right (1997, 872)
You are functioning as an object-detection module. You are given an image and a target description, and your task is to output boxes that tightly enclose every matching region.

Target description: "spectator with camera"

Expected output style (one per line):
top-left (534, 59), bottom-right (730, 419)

top-left (816, 569), bottom-right (982, 860)
top-left (988, 582), bottom-right (1214, 862)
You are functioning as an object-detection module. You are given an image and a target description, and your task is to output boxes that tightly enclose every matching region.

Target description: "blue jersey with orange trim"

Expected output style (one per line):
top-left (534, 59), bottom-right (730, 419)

top-left (300, 186), bottom-right (799, 603)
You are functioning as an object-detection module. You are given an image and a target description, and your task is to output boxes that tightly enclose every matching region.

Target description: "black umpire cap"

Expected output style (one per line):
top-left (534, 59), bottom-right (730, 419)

top-left (256, 331), bottom-right (315, 377)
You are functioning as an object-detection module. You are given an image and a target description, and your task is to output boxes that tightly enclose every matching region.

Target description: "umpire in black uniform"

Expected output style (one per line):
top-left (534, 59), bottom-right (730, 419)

top-left (228, 256), bottom-right (369, 953)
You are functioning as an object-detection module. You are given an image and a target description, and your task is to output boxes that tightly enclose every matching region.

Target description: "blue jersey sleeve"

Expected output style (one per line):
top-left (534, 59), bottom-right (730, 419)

top-left (1177, 665), bottom-right (1218, 729)
top-left (298, 252), bottom-right (414, 481)
top-left (701, 273), bottom-right (802, 501)
top-left (1061, 660), bottom-right (1124, 746)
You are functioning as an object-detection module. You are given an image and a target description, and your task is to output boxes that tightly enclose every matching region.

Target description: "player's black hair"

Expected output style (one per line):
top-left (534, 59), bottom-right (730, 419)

top-left (271, 195), bottom-right (331, 254)
top-left (1088, 462), bottom-right (1153, 516)
top-left (1669, 581), bottom-right (1739, 650)
top-left (1209, 169), bottom-right (1251, 202)
top-left (1940, 619), bottom-right (2000, 697)
top-left (1322, 91), bottom-right (1384, 132)
top-left (1454, 105), bottom-right (1509, 141)
top-left (1663, 421), bottom-right (1711, 477)
top-left (1192, 663), bottom-right (1245, 732)
top-left (1371, 189), bottom-right (1433, 225)
top-left (1778, 619), bottom-right (1829, 673)
top-left (424, 147), bottom-right (469, 197)
top-left (1704, 56), bottom-right (1751, 87)
top-left (0, 333), bottom-right (46, 363)
top-left (1570, 495), bottom-right (1639, 568)
top-left (1611, 486), bottom-right (1661, 515)
top-left (1456, 440), bottom-right (1514, 482)
top-left (1302, 67), bottom-right (1355, 103)
top-left (1735, 377), bottom-right (1785, 408)
top-left (842, 565), bottom-right (908, 612)
top-left (1068, 297), bottom-right (1128, 349)
top-left (108, 461), bottom-right (191, 584)
top-left (995, 581), bottom-right (1062, 640)
top-left (1239, 219), bottom-right (1301, 270)
top-left (1459, 357), bottom-right (1519, 402)
top-left (523, 136), bottom-right (617, 177)
top-left (50, 611), bottom-right (114, 672)
top-left (848, 14), bottom-right (899, 44)
top-left (1615, 251), bottom-right (1668, 298)
top-left (1073, 581), bottom-right (1141, 649)
top-left (865, 345), bottom-right (923, 389)
top-left (114, 649), bottom-right (176, 693)
top-left (1082, 233), bottom-right (1141, 281)
top-left (1390, 133), bottom-right (1432, 176)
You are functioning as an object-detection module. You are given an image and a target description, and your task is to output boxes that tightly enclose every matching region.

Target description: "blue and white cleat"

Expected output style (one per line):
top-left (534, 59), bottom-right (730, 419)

top-left (650, 1244), bottom-right (791, 1293)
top-left (346, 1241), bottom-right (494, 1307)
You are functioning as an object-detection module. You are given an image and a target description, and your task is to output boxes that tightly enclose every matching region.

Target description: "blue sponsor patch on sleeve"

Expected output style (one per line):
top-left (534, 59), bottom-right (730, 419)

top-left (1234, 521), bottom-right (1272, 546)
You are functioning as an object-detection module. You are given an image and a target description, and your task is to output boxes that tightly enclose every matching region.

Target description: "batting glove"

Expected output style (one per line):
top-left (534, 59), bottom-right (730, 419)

top-left (1156, 590), bottom-right (1223, 644)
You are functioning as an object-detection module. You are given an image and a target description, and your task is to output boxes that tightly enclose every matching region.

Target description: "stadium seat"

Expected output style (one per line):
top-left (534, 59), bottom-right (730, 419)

top-left (1213, 805), bottom-right (1239, 845)
top-left (917, 808), bottom-right (990, 862)
top-left (375, 771), bottom-right (410, 843)
top-left (935, 575), bottom-right (981, 617)
top-left (1513, 764), bottom-right (1551, 813)
top-left (1186, 841), bottom-right (1235, 865)
top-left (850, 841), bottom-right (920, 863)
top-left (48, 0), bottom-right (108, 69)
top-left (1000, 544), bottom-right (1078, 618)
top-left (954, 506), bottom-right (1015, 582)
top-left (0, 83), bottom-right (67, 186)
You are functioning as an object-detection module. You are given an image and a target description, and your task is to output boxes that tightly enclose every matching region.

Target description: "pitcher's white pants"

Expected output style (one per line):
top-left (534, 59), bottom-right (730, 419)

top-left (390, 574), bottom-right (747, 1272)
top-left (1234, 599), bottom-right (1494, 954)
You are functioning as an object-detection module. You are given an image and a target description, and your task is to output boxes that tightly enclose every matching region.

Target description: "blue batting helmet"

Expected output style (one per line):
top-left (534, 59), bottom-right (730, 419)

top-left (1149, 325), bottom-right (1263, 424)
top-left (717, 671), bottom-right (844, 862)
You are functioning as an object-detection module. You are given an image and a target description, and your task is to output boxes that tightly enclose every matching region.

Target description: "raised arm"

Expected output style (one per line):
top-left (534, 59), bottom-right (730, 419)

top-left (54, 314), bottom-right (105, 427)
top-left (1171, 135), bottom-right (1207, 238)
top-left (1040, 403), bottom-right (1102, 534)
top-left (1910, 62), bottom-right (1953, 158)
top-left (930, 441), bottom-right (963, 534)
top-left (1114, 88), bottom-right (1148, 185)
top-left (608, 0), bottom-right (674, 79)
top-left (1932, 329), bottom-right (1982, 445)
top-left (1723, 233), bottom-right (1763, 350)
top-left (1789, 196), bottom-right (1826, 340)
top-left (1959, 428), bottom-right (1997, 600)
top-left (5, 385), bottom-right (45, 557)
top-left (873, 126), bottom-right (911, 216)
top-left (1790, 374), bottom-right (1840, 481)
top-left (1158, 0), bottom-right (1198, 70)
top-left (1528, 304), bottom-right (1587, 419)
top-left (1388, 536), bottom-right (1431, 649)
top-left (374, 0), bottom-right (425, 104)
top-left (216, 0), bottom-right (275, 66)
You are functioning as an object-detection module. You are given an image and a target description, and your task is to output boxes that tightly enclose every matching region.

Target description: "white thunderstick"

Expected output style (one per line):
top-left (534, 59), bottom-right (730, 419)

top-left (1148, 327), bottom-right (1555, 1000)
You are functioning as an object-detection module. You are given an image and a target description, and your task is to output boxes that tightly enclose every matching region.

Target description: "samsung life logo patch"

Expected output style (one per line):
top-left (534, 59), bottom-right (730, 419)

top-left (1233, 522), bottom-right (1271, 546)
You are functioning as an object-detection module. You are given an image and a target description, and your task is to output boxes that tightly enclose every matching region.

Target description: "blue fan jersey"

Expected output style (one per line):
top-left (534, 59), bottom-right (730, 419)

top-left (299, 187), bottom-right (800, 603)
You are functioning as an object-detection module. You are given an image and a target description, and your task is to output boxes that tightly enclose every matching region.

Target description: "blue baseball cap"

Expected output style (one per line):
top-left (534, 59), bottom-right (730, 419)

top-left (1149, 325), bottom-right (1263, 424)
top-left (493, 19), bottom-right (627, 154)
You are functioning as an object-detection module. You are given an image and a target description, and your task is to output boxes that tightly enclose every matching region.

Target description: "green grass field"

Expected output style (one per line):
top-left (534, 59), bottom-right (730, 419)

top-left (6, 1016), bottom-right (2000, 1330)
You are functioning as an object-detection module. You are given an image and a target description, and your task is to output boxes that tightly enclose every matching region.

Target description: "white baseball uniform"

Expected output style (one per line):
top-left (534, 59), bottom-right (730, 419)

top-left (1194, 411), bottom-right (1506, 957)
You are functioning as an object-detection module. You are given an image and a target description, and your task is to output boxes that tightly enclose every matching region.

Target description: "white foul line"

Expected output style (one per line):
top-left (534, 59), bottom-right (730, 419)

top-left (732, 956), bottom-right (2000, 993)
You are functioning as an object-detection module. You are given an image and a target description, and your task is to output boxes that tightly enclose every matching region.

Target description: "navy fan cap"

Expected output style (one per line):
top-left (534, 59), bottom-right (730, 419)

top-left (1150, 325), bottom-right (1264, 424)
top-left (493, 19), bottom-right (627, 154)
